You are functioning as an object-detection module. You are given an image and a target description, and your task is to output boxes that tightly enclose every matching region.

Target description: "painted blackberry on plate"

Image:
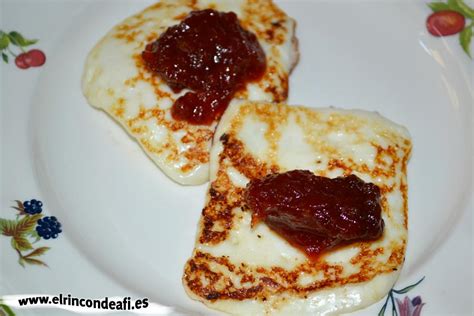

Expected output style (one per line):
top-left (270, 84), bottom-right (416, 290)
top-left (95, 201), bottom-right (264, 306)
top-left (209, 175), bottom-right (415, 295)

top-left (0, 199), bottom-right (62, 267)
top-left (22, 199), bottom-right (43, 215)
top-left (36, 216), bottom-right (62, 240)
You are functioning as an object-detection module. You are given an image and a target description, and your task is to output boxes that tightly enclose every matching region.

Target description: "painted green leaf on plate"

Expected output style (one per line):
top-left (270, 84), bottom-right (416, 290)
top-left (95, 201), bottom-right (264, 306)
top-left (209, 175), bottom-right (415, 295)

top-left (0, 32), bottom-right (10, 50)
top-left (428, 2), bottom-right (451, 11)
top-left (24, 246), bottom-right (50, 258)
top-left (15, 214), bottom-right (41, 235)
top-left (8, 31), bottom-right (37, 47)
top-left (22, 257), bottom-right (47, 267)
top-left (460, 26), bottom-right (472, 58)
top-left (0, 219), bottom-right (18, 236)
top-left (11, 235), bottom-right (33, 251)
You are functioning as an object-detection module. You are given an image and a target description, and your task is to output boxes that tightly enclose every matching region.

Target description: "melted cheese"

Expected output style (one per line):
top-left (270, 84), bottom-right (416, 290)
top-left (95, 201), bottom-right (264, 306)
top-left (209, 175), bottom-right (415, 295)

top-left (183, 101), bottom-right (412, 315)
top-left (82, 0), bottom-right (298, 185)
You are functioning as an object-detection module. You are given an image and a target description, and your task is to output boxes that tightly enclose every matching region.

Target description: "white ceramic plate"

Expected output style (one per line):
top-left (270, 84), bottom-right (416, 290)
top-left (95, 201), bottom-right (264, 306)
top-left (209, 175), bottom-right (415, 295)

top-left (1, 0), bottom-right (472, 315)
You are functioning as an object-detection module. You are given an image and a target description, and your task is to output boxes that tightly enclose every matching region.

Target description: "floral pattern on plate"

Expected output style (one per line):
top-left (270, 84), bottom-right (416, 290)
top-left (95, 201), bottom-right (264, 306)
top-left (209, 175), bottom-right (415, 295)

top-left (0, 199), bottom-right (62, 267)
top-left (378, 277), bottom-right (425, 316)
top-left (426, 0), bottom-right (474, 57)
top-left (0, 300), bottom-right (15, 316)
top-left (0, 30), bottom-right (46, 69)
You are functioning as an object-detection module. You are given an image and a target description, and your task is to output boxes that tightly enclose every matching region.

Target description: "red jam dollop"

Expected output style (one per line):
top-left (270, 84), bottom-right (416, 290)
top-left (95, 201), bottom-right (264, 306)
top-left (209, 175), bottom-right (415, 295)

top-left (244, 170), bottom-right (384, 260)
top-left (142, 9), bottom-right (266, 125)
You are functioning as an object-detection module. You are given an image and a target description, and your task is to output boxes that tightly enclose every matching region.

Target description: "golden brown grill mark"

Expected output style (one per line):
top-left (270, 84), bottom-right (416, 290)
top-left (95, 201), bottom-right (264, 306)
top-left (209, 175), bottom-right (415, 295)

top-left (184, 243), bottom-right (404, 301)
top-left (200, 172), bottom-right (238, 244)
top-left (145, 31), bottom-right (159, 43)
top-left (241, 0), bottom-right (288, 45)
top-left (145, 0), bottom-right (196, 12)
top-left (388, 242), bottom-right (406, 266)
top-left (114, 16), bottom-right (155, 43)
top-left (111, 98), bottom-right (126, 118)
top-left (131, 54), bottom-right (173, 100)
top-left (199, 133), bottom-right (277, 245)
top-left (220, 133), bottom-right (277, 180)
top-left (400, 143), bottom-right (411, 229)
top-left (375, 195), bottom-right (390, 220)
top-left (400, 180), bottom-right (409, 229)
top-left (327, 157), bottom-right (396, 180)
top-left (115, 30), bottom-right (140, 43)
top-left (259, 46), bottom-right (289, 102)
top-left (125, 106), bottom-right (212, 170)
top-left (173, 12), bottom-right (189, 20)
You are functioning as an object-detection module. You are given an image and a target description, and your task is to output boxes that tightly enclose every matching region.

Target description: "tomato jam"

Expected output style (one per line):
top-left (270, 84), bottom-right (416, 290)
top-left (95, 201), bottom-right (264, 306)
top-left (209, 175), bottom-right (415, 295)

top-left (142, 9), bottom-right (266, 125)
top-left (244, 170), bottom-right (384, 260)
